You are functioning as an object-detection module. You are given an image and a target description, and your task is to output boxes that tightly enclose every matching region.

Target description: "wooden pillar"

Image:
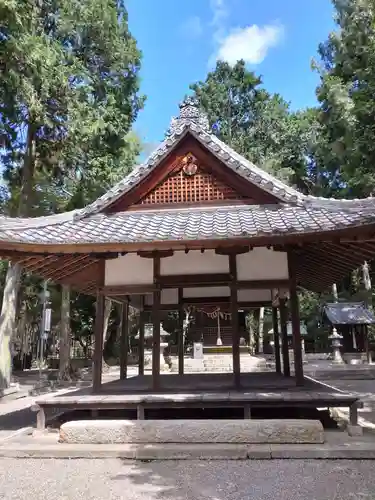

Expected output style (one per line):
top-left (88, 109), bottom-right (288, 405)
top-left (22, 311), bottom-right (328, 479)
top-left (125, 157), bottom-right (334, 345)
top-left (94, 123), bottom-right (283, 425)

top-left (364, 325), bottom-right (370, 364)
top-left (120, 299), bottom-right (129, 380)
top-left (152, 255), bottom-right (161, 390)
top-left (178, 288), bottom-right (184, 375)
top-left (287, 250), bottom-right (304, 386)
top-left (272, 306), bottom-right (281, 374)
top-left (279, 298), bottom-right (290, 377)
top-left (93, 292), bottom-right (105, 392)
top-left (138, 307), bottom-right (145, 376)
top-left (229, 254), bottom-right (240, 388)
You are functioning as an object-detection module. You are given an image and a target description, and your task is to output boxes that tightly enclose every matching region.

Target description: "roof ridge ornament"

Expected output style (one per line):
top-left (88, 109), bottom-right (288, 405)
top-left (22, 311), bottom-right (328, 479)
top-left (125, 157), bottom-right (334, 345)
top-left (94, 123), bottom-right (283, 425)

top-left (167, 96), bottom-right (210, 136)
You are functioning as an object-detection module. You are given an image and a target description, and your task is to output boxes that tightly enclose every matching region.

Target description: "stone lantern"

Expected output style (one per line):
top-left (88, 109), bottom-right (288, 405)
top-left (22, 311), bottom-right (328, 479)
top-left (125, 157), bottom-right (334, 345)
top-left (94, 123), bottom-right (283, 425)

top-left (329, 327), bottom-right (344, 364)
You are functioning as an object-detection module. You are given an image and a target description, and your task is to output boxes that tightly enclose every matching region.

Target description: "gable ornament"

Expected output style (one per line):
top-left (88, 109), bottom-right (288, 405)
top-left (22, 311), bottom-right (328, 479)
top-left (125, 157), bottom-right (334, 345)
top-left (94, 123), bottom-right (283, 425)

top-left (181, 153), bottom-right (199, 176)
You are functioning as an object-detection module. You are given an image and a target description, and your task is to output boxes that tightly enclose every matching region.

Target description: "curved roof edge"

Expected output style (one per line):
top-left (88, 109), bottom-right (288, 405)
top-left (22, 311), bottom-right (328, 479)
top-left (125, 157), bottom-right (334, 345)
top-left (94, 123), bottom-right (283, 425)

top-left (73, 118), bottom-right (375, 220)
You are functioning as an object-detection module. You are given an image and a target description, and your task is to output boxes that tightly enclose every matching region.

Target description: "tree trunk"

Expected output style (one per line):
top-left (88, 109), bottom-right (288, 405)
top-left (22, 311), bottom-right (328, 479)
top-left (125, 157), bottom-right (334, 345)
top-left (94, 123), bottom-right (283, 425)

top-left (362, 262), bottom-right (373, 362)
top-left (102, 298), bottom-right (112, 371)
top-left (17, 301), bottom-right (27, 357)
top-left (258, 307), bottom-right (265, 353)
top-left (332, 283), bottom-right (338, 303)
top-left (0, 263), bottom-right (22, 389)
top-left (59, 285), bottom-right (71, 381)
top-left (0, 124), bottom-right (36, 390)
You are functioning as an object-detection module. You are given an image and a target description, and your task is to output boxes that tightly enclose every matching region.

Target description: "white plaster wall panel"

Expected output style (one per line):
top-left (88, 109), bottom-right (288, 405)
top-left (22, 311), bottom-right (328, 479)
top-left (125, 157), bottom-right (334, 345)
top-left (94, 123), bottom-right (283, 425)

top-left (236, 248), bottom-right (288, 280)
top-left (145, 289), bottom-right (179, 306)
top-left (183, 286), bottom-right (230, 298)
top-left (162, 288), bottom-right (179, 305)
top-left (144, 293), bottom-right (153, 306)
top-left (105, 254), bottom-right (153, 286)
top-left (237, 289), bottom-right (272, 302)
top-left (160, 250), bottom-right (229, 275)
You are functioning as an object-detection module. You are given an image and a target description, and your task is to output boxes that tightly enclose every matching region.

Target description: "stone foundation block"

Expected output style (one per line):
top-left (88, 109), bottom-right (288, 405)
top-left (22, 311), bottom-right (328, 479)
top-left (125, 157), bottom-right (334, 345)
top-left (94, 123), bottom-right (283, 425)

top-left (135, 444), bottom-right (249, 460)
top-left (347, 425), bottom-right (363, 437)
top-left (59, 419), bottom-right (324, 445)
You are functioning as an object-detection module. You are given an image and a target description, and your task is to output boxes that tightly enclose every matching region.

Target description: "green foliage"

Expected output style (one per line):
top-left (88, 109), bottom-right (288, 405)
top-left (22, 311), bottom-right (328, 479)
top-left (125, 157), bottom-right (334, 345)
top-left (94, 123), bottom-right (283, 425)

top-left (0, 0), bottom-right (144, 351)
top-left (0, 0), bottom-right (144, 214)
top-left (313, 0), bottom-right (375, 197)
top-left (190, 60), bottom-right (318, 193)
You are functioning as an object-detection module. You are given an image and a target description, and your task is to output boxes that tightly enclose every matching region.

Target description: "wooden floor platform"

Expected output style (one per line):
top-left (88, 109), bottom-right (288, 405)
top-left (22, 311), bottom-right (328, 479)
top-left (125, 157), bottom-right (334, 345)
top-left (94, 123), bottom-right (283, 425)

top-left (33, 373), bottom-right (361, 430)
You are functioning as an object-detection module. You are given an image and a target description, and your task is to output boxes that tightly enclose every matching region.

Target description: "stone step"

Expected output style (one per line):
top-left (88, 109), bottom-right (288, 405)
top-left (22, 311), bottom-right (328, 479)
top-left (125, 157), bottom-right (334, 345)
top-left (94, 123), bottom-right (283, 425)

top-left (59, 419), bottom-right (325, 445)
top-left (171, 354), bottom-right (267, 371)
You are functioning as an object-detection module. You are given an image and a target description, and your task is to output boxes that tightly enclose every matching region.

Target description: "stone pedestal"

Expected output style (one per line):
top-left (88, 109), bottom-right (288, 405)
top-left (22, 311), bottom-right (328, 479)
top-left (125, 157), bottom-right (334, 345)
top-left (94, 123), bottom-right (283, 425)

top-left (193, 342), bottom-right (203, 359)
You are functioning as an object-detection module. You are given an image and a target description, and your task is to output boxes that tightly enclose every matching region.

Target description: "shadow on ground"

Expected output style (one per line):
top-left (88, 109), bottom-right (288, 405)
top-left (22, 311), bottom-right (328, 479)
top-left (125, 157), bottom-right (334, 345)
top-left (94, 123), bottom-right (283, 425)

top-left (110, 459), bottom-right (375, 500)
top-left (0, 407), bottom-right (34, 430)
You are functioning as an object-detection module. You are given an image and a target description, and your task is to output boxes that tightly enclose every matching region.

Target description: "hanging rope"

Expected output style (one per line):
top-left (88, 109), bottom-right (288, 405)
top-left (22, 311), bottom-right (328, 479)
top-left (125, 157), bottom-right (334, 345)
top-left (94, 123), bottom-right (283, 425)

top-left (196, 306), bottom-right (232, 321)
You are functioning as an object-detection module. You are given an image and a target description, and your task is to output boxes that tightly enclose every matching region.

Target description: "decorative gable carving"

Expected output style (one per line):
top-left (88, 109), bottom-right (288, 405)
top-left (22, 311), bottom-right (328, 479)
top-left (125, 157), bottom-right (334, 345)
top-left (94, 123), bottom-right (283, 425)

top-left (136, 153), bottom-right (246, 205)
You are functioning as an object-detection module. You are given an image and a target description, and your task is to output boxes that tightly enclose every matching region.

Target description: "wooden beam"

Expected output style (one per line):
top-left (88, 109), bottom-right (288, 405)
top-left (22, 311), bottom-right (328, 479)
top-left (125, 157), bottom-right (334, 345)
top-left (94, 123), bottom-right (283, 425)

top-left (90, 252), bottom-right (124, 260)
top-left (93, 260), bottom-right (105, 392)
top-left (101, 284), bottom-right (156, 296)
top-left (48, 256), bottom-right (94, 281)
top-left (215, 246), bottom-right (250, 256)
top-left (41, 255), bottom-right (86, 279)
top-left (137, 250), bottom-right (174, 259)
top-left (237, 279), bottom-right (289, 290)
top-left (288, 249), bottom-right (304, 386)
top-left (143, 299), bottom-right (273, 311)
top-left (158, 273), bottom-right (231, 287)
top-left (183, 296), bottom-right (230, 305)
top-left (229, 254), bottom-right (240, 388)
top-left (120, 300), bottom-right (129, 380)
top-left (24, 255), bottom-right (69, 275)
top-left (22, 255), bottom-right (61, 273)
top-left (102, 279), bottom-right (287, 294)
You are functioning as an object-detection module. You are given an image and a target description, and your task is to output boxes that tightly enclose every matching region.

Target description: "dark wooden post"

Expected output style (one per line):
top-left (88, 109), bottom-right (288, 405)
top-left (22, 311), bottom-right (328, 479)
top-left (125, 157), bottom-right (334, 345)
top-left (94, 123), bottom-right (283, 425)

top-left (152, 254), bottom-right (161, 390)
top-left (120, 299), bottom-right (129, 380)
top-left (93, 262), bottom-right (105, 392)
top-left (362, 262), bottom-right (373, 363)
top-left (272, 306), bottom-right (281, 374)
top-left (279, 298), bottom-right (290, 377)
top-left (287, 250), bottom-right (304, 386)
top-left (178, 288), bottom-right (184, 375)
top-left (138, 306), bottom-right (145, 376)
top-left (229, 254), bottom-right (240, 388)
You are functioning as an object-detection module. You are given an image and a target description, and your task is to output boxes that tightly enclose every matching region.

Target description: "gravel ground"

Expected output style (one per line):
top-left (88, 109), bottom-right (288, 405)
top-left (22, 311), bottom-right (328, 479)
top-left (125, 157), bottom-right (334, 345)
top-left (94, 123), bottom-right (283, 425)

top-left (0, 459), bottom-right (375, 500)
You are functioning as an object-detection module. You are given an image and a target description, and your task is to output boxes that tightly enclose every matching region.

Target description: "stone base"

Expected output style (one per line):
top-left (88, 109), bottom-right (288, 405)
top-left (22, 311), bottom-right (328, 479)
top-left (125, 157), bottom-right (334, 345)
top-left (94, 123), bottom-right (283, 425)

top-left (347, 425), bottom-right (364, 437)
top-left (0, 383), bottom-right (20, 398)
top-left (59, 419), bottom-right (324, 445)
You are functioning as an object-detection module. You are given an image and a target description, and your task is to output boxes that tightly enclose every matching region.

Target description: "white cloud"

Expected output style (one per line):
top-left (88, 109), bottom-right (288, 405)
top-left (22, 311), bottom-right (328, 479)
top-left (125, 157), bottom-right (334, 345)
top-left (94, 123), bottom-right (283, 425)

top-left (181, 16), bottom-right (203, 39)
top-left (216, 23), bottom-right (284, 66)
top-left (210, 0), bottom-right (228, 43)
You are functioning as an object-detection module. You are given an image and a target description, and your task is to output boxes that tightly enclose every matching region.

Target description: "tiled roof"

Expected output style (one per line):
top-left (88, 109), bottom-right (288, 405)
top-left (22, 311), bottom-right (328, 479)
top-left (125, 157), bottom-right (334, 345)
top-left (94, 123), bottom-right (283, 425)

top-left (1, 204), bottom-right (375, 247)
top-left (1, 98), bottom-right (375, 250)
top-left (75, 98), bottom-right (375, 219)
top-left (324, 302), bottom-right (375, 325)
top-left (75, 123), bottom-right (304, 220)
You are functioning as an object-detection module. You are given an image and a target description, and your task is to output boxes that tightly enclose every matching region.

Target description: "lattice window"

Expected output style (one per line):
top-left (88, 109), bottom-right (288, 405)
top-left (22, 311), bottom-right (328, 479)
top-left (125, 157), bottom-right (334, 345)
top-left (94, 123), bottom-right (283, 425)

top-left (137, 167), bottom-right (244, 205)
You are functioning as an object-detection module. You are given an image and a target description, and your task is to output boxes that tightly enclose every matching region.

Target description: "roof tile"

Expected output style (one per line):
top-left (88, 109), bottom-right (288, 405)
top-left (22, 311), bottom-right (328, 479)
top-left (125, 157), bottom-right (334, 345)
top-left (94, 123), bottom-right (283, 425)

top-left (0, 204), bottom-right (374, 247)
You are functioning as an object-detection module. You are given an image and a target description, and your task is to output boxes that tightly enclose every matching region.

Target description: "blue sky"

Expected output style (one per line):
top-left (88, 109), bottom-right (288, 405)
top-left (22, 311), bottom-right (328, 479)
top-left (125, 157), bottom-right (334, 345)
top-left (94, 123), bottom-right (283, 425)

top-left (127, 0), bottom-right (336, 148)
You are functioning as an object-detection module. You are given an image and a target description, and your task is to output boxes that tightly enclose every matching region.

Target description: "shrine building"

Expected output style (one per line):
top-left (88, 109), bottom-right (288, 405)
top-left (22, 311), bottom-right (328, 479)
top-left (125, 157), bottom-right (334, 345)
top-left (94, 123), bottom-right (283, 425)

top-left (1, 97), bottom-right (375, 427)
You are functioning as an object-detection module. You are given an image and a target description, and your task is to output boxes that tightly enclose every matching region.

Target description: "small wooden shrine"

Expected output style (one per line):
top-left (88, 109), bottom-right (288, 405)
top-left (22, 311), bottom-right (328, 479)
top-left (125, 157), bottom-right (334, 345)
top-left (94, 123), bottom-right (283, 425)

top-left (324, 302), bottom-right (375, 361)
top-left (1, 97), bottom-right (375, 393)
